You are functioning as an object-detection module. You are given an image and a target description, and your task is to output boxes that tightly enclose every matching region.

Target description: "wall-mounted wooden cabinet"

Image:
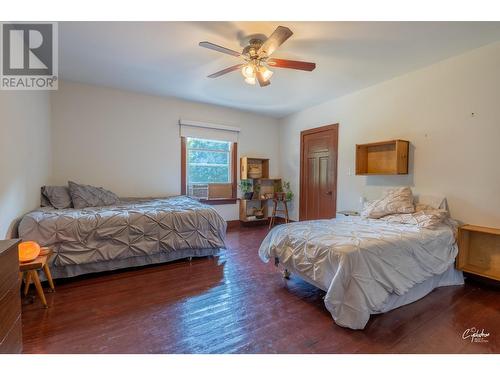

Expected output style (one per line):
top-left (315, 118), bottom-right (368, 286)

top-left (356, 139), bottom-right (409, 175)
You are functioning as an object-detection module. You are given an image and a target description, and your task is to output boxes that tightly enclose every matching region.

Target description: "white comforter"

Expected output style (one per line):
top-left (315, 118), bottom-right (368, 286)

top-left (259, 216), bottom-right (462, 329)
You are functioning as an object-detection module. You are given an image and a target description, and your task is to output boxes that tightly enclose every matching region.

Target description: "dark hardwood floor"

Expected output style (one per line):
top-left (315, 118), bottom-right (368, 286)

top-left (21, 225), bottom-right (499, 354)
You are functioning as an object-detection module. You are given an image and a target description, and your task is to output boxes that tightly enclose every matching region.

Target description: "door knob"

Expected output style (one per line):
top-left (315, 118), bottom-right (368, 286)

top-left (327, 191), bottom-right (333, 195)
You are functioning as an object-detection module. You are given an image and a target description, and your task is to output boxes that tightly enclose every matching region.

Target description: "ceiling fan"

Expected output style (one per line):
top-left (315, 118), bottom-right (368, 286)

top-left (199, 26), bottom-right (316, 87)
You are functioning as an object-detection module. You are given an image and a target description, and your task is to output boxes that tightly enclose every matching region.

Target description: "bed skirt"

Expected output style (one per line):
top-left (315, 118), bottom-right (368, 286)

top-left (281, 261), bottom-right (463, 325)
top-left (374, 264), bottom-right (464, 314)
top-left (43, 247), bottom-right (221, 280)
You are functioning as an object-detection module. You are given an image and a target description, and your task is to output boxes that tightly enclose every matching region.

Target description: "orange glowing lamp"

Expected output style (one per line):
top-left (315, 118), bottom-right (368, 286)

top-left (18, 241), bottom-right (41, 263)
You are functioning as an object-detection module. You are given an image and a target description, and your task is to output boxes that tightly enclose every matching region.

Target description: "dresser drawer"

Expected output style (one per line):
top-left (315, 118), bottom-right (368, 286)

top-left (0, 315), bottom-right (22, 354)
top-left (0, 284), bottom-right (22, 342)
top-left (0, 244), bottom-right (19, 297)
top-left (0, 239), bottom-right (22, 354)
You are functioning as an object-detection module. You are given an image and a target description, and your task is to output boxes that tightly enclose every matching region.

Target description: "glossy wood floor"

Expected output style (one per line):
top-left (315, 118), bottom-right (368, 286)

top-left (21, 225), bottom-right (499, 354)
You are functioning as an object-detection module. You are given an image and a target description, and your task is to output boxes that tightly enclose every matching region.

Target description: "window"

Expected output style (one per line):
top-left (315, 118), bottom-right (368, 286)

top-left (181, 137), bottom-right (237, 204)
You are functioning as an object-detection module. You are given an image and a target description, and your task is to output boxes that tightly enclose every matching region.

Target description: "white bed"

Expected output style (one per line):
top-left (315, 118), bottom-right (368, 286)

top-left (258, 215), bottom-right (464, 330)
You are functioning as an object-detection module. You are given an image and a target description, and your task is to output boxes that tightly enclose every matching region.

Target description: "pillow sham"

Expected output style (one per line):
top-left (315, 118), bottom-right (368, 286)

top-left (41, 186), bottom-right (73, 209)
top-left (380, 209), bottom-right (448, 228)
top-left (361, 187), bottom-right (415, 219)
top-left (68, 181), bottom-right (120, 209)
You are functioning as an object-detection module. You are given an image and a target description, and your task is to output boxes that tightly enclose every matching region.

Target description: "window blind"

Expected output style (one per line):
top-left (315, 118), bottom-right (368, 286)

top-left (179, 119), bottom-right (240, 143)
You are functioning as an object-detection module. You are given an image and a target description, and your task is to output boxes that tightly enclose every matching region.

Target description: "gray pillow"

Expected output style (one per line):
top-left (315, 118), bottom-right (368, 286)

top-left (41, 186), bottom-right (73, 209)
top-left (68, 181), bottom-right (120, 209)
top-left (41, 188), bottom-right (52, 207)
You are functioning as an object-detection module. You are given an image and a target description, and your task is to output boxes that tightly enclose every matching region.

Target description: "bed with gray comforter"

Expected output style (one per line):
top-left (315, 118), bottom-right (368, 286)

top-left (18, 196), bottom-right (227, 279)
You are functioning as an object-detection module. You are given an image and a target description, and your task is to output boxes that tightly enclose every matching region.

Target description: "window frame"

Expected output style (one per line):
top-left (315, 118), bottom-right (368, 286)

top-left (181, 136), bottom-right (237, 205)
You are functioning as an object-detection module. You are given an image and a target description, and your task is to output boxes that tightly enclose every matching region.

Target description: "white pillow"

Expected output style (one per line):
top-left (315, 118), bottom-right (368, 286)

top-left (361, 187), bottom-right (415, 219)
top-left (415, 194), bottom-right (448, 210)
top-left (380, 209), bottom-right (448, 228)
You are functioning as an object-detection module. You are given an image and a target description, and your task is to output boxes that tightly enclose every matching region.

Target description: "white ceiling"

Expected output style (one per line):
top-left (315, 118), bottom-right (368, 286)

top-left (59, 22), bottom-right (500, 118)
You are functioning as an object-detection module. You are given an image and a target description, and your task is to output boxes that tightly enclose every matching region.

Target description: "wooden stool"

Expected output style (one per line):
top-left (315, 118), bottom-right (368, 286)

top-left (269, 193), bottom-right (289, 229)
top-left (20, 248), bottom-right (54, 309)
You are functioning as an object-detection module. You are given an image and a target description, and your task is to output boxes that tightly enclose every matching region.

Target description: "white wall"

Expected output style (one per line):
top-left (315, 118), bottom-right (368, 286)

top-left (8, 42), bottom-right (498, 229)
top-left (279, 41), bottom-right (500, 227)
top-left (0, 91), bottom-right (52, 238)
top-left (50, 81), bottom-right (281, 220)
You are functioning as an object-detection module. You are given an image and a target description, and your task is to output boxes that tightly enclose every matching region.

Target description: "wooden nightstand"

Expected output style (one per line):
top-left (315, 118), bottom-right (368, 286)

top-left (457, 225), bottom-right (500, 281)
top-left (20, 247), bottom-right (55, 308)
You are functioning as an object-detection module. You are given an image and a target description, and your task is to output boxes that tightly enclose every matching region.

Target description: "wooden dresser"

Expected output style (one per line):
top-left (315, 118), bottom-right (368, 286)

top-left (0, 239), bottom-right (22, 354)
top-left (457, 225), bottom-right (500, 281)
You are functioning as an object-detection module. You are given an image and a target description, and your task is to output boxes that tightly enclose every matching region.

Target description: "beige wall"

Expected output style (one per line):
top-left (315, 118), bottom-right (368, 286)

top-left (279, 41), bottom-right (500, 227)
top-left (50, 81), bottom-right (281, 220)
top-left (0, 91), bottom-right (52, 239)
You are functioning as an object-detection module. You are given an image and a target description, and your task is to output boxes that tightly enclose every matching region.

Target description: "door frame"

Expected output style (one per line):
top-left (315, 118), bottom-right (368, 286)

top-left (299, 123), bottom-right (339, 221)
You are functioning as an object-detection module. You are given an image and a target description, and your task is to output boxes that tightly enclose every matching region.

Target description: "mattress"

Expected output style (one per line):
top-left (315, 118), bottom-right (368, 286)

top-left (259, 216), bottom-right (464, 329)
top-left (18, 196), bottom-right (227, 278)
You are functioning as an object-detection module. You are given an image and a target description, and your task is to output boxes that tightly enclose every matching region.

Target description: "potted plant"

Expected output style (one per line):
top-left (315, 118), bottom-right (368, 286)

top-left (238, 180), bottom-right (254, 200)
top-left (282, 181), bottom-right (294, 202)
top-left (252, 183), bottom-right (261, 200)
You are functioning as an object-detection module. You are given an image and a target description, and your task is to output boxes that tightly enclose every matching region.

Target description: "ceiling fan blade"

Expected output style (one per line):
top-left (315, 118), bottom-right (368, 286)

top-left (199, 41), bottom-right (241, 57)
top-left (267, 58), bottom-right (316, 71)
top-left (207, 64), bottom-right (245, 78)
top-left (258, 26), bottom-right (293, 57)
top-left (256, 71), bottom-right (271, 87)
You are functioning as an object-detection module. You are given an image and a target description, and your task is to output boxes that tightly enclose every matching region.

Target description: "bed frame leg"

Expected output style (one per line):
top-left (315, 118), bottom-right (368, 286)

top-left (283, 269), bottom-right (291, 279)
top-left (188, 256), bottom-right (192, 262)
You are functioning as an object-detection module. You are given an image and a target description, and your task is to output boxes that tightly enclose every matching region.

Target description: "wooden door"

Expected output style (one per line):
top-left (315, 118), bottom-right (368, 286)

top-left (299, 124), bottom-right (338, 221)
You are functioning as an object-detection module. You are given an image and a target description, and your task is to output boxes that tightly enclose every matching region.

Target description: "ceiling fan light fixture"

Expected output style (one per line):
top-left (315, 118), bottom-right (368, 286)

top-left (258, 65), bottom-right (273, 81)
top-left (244, 77), bottom-right (256, 85)
top-left (201, 26), bottom-right (315, 88)
top-left (241, 64), bottom-right (256, 79)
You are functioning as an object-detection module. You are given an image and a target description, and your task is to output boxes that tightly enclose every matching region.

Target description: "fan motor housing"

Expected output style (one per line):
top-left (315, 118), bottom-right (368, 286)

top-left (243, 38), bottom-right (264, 58)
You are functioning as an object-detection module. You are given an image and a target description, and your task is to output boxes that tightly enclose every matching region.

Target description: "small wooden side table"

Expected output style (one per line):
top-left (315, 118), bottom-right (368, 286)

top-left (269, 193), bottom-right (289, 229)
top-left (20, 248), bottom-right (55, 308)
